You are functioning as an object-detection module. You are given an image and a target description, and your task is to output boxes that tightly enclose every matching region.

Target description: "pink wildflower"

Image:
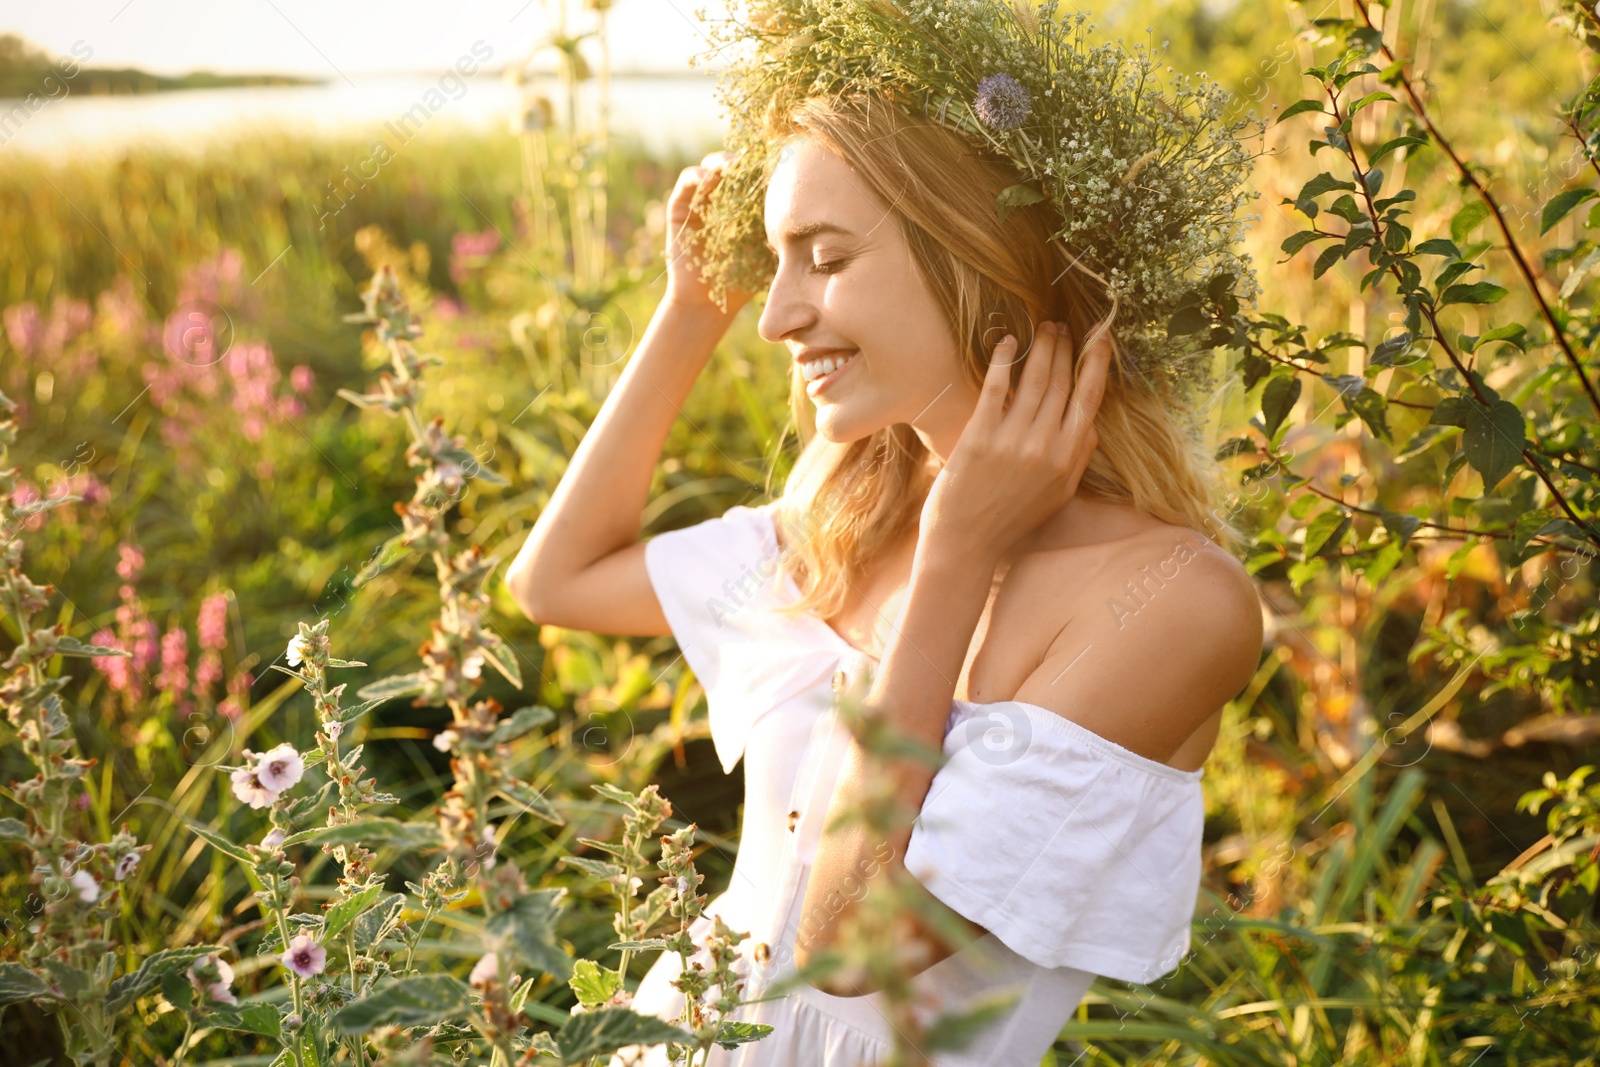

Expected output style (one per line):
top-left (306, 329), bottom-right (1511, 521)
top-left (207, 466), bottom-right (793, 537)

top-left (280, 933), bottom-right (326, 979)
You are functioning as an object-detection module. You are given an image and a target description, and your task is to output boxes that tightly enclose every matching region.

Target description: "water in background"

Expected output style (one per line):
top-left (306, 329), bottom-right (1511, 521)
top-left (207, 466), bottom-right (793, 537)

top-left (0, 72), bottom-right (728, 163)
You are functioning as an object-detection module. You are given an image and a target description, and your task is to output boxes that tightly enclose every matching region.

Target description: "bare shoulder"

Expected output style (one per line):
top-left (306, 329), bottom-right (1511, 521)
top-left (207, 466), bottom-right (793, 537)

top-left (1006, 519), bottom-right (1264, 765)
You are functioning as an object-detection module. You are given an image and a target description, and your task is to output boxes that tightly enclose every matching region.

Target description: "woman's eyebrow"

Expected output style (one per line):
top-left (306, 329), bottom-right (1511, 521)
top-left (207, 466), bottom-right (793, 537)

top-left (764, 221), bottom-right (855, 251)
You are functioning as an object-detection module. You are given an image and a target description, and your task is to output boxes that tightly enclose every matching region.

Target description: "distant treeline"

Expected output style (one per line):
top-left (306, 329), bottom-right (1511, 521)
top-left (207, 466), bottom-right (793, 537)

top-left (0, 32), bottom-right (321, 100)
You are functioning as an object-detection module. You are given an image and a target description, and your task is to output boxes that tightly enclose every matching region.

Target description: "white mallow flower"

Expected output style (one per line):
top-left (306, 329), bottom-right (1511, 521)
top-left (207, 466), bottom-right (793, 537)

top-left (255, 743), bottom-right (305, 793)
top-left (462, 650), bottom-right (485, 680)
top-left (324, 719), bottom-right (343, 741)
top-left (286, 633), bottom-right (310, 667)
top-left (188, 953), bottom-right (238, 1007)
top-left (469, 951), bottom-right (498, 988)
top-left (262, 827), bottom-right (286, 850)
top-left (114, 853), bottom-right (140, 881)
top-left (231, 766), bottom-right (277, 810)
top-left (433, 729), bottom-right (458, 752)
top-left (71, 868), bottom-right (98, 904)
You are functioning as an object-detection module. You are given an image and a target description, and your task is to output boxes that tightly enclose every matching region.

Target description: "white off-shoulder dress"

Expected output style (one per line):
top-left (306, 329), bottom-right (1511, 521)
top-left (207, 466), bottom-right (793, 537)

top-left (608, 502), bottom-right (1206, 1067)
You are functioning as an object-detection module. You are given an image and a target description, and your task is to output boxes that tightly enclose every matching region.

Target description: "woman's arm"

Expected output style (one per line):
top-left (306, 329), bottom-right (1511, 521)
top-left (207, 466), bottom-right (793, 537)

top-left (505, 153), bottom-right (749, 635)
top-left (792, 321), bottom-right (1110, 994)
top-left (505, 301), bottom-right (732, 634)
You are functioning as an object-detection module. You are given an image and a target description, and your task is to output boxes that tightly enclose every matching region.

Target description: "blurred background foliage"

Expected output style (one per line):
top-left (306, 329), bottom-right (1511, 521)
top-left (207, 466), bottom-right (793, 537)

top-left (1, 0), bottom-right (1597, 1062)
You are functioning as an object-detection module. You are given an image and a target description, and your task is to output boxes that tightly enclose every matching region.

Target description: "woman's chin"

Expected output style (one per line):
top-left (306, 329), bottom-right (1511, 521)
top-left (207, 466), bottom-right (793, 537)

top-left (813, 408), bottom-right (881, 445)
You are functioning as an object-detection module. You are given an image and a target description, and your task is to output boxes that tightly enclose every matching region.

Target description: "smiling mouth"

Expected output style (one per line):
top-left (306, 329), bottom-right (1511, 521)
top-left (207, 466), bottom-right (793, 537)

top-left (799, 350), bottom-right (859, 382)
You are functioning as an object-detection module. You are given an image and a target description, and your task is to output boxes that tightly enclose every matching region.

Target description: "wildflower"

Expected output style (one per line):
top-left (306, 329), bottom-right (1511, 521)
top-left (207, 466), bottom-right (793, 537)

top-left (974, 73), bottom-right (1031, 131)
top-left (281, 933), bottom-right (327, 978)
top-left (286, 633), bottom-right (310, 667)
top-left (256, 743), bottom-right (305, 793)
top-left (230, 766), bottom-right (277, 810)
top-left (188, 953), bottom-right (238, 1007)
top-left (433, 728), bottom-right (458, 752)
top-left (198, 592), bottom-right (230, 650)
top-left (290, 365), bottom-right (315, 394)
top-left (71, 868), bottom-right (99, 903)
top-left (462, 650), bottom-right (484, 680)
top-left (263, 827), bottom-right (286, 849)
top-left (469, 951), bottom-right (498, 988)
top-left (114, 853), bottom-right (140, 881)
top-left (324, 718), bottom-right (343, 741)
top-left (158, 626), bottom-right (189, 698)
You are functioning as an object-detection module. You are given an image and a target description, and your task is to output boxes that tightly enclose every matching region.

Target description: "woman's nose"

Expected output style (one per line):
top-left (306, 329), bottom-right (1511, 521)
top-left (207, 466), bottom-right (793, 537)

top-left (757, 265), bottom-right (812, 344)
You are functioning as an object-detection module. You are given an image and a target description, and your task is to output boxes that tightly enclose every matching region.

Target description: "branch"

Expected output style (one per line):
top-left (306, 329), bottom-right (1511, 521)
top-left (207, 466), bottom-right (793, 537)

top-left (1356, 4), bottom-right (1600, 422)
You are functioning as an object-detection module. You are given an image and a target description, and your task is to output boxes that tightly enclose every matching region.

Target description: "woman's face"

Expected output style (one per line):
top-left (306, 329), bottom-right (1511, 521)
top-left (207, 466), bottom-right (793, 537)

top-left (757, 136), bottom-right (980, 455)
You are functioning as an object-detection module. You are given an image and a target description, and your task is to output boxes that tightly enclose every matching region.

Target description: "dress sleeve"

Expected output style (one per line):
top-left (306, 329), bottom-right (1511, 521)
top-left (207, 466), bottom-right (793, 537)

top-left (904, 700), bottom-right (1206, 985)
top-left (642, 501), bottom-right (839, 775)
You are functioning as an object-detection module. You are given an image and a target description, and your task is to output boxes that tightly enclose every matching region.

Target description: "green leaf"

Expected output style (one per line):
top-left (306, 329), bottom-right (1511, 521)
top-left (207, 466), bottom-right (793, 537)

top-left (477, 633), bottom-right (522, 689)
top-left (1380, 511), bottom-right (1423, 548)
top-left (1261, 375), bottom-right (1303, 438)
top-left (1349, 387), bottom-right (1391, 442)
top-left (106, 946), bottom-right (225, 1013)
top-left (1429, 396), bottom-right (1473, 428)
top-left (296, 818), bottom-right (441, 850)
top-left (1277, 98), bottom-right (1327, 123)
top-left (352, 534), bottom-right (414, 587)
top-left (500, 780), bottom-right (564, 826)
top-left (1449, 201), bottom-right (1492, 244)
top-left (562, 856), bottom-right (624, 881)
top-left (1312, 242), bottom-right (1347, 279)
top-left (0, 964), bottom-right (57, 1006)
top-left (1541, 187), bottom-right (1599, 235)
top-left (1281, 230), bottom-right (1330, 257)
top-left (1304, 509), bottom-right (1350, 558)
top-left (1166, 304), bottom-right (1209, 337)
top-left (492, 705), bottom-right (555, 744)
top-left (0, 818), bottom-right (29, 841)
top-left (1370, 134), bottom-right (1427, 164)
top-left (54, 635), bottom-right (132, 658)
top-left (355, 672), bottom-right (429, 702)
top-left (1440, 282), bottom-right (1508, 306)
top-left (1296, 173), bottom-right (1357, 202)
top-left (713, 1020), bottom-right (777, 1051)
top-left (206, 1002), bottom-right (283, 1038)
top-left (568, 959), bottom-right (621, 1009)
top-left (486, 889), bottom-right (572, 979)
top-left (556, 1007), bottom-right (696, 1064)
top-left (1462, 399), bottom-right (1526, 489)
top-left (1412, 238), bottom-right (1458, 258)
top-left (330, 975), bottom-right (472, 1034)
top-left (993, 183), bottom-right (1045, 223)
top-left (323, 884), bottom-right (384, 942)
top-left (353, 893), bottom-right (408, 952)
top-left (187, 818), bottom-right (255, 864)
top-left (1348, 90), bottom-right (1396, 115)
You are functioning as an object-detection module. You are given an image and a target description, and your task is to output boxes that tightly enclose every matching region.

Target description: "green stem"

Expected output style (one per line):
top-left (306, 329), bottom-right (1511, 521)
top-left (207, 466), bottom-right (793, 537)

top-left (171, 1015), bottom-right (196, 1067)
top-left (402, 903), bottom-right (437, 974)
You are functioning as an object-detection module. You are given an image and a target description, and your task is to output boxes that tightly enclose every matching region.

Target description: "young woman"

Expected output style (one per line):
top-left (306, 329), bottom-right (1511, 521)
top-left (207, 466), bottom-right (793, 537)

top-left (506, 90), bottom-right (1263, 1066)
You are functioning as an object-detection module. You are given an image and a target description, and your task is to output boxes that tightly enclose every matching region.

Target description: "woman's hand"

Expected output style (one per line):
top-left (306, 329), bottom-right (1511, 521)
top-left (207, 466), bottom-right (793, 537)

top-left (663, 150), bottom-right (757, 318)
top-left (918, 319), bottom-right (1113, 568)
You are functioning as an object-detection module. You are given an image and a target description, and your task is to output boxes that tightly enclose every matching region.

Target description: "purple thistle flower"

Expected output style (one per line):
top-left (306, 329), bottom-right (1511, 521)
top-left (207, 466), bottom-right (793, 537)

top-left (974, 73), bottom-right (1031, 132)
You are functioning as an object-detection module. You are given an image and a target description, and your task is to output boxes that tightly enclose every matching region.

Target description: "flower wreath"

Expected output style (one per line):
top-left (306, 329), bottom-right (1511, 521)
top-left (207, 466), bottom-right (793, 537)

top-left (685, 0), bottom-right (1264, 397)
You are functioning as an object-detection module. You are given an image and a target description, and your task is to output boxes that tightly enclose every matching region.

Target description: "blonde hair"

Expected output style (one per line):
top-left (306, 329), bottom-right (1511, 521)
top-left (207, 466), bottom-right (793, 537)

top-left (761, 92), bottom-right (1234, 622)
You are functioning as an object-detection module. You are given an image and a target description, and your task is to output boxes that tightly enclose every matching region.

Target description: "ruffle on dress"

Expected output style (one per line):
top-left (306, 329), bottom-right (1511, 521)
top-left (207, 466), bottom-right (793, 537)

top-left (643, 502), bottom-right (847, 775)
top-left (905, 699), bottom-right (1206, 985)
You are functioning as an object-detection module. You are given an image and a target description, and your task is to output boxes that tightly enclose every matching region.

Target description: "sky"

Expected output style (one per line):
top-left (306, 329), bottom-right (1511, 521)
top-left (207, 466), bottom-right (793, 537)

top-left (0, 0), bottom-right (736, 79)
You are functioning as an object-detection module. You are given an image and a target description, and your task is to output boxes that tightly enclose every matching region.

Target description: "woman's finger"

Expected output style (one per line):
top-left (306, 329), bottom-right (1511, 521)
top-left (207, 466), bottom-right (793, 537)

top-left (1008, 318), bottom-right (1056, 425)
top-left (972, 334), bottom-right (1017, 431)
top-left (1062, 318), bottom-right (1114, 445)
top-left (1034, 320), bottom-right (1075, 430)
